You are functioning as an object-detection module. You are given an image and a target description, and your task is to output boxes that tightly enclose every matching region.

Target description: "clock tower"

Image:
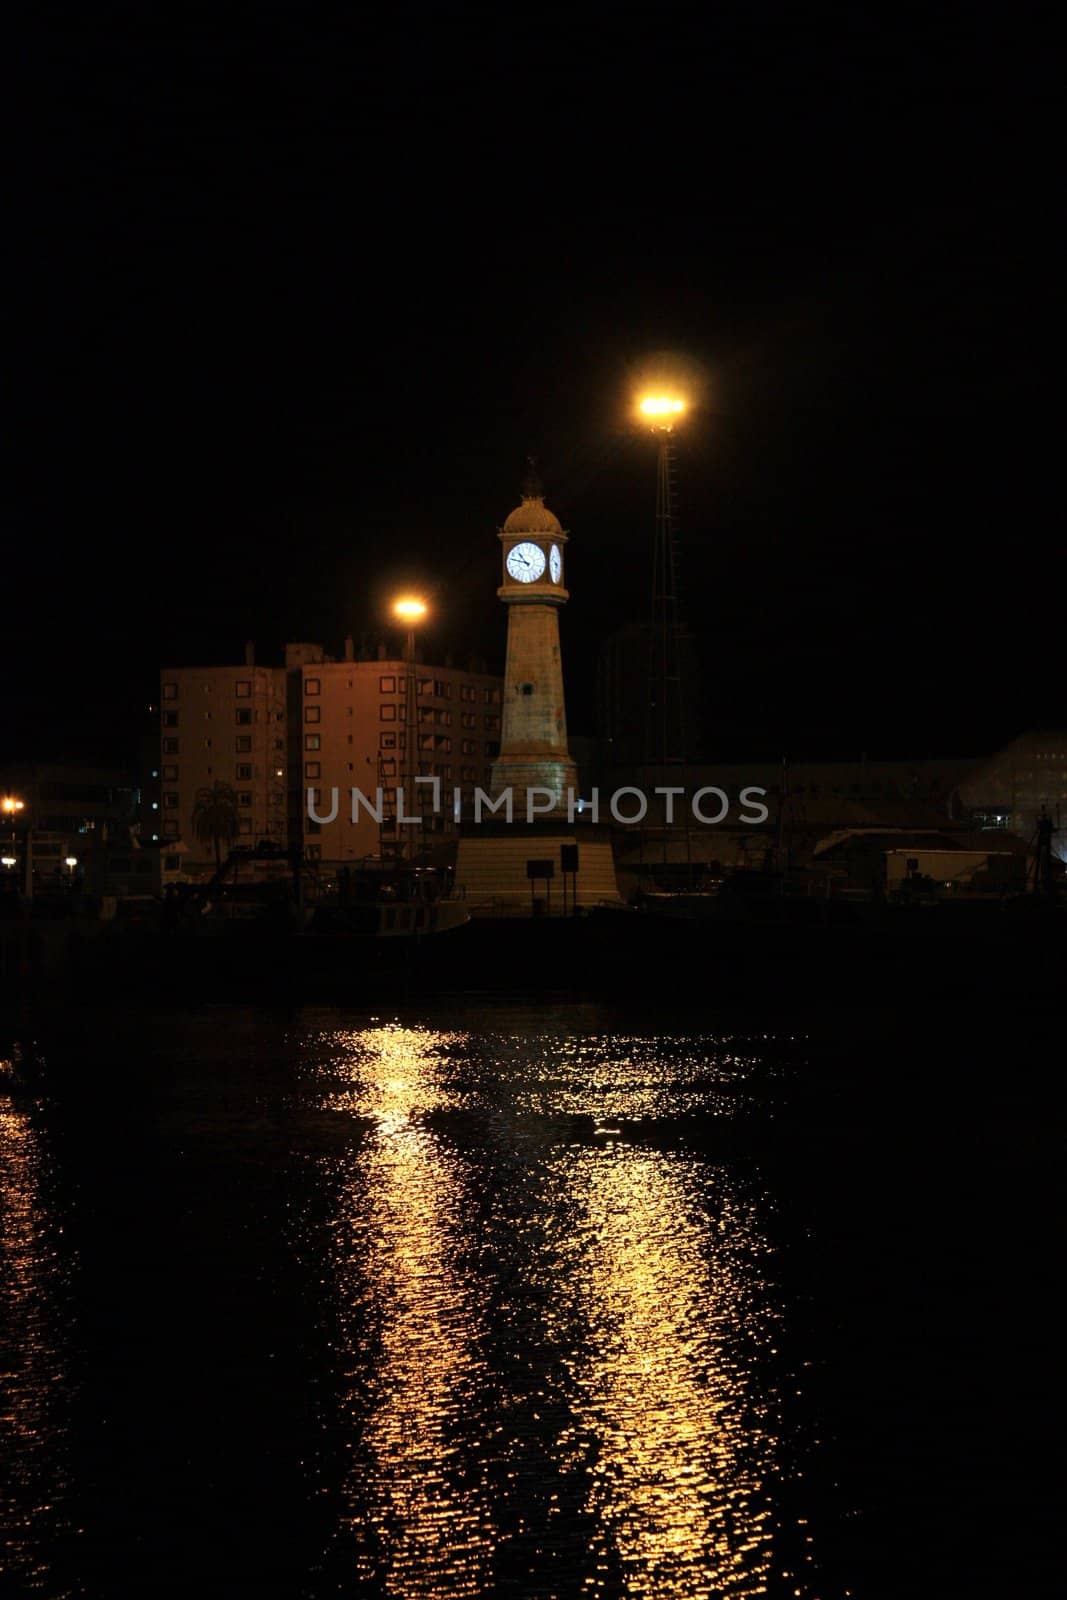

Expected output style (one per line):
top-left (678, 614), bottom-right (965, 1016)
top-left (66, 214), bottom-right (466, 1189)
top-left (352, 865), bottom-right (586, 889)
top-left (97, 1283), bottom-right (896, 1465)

top-left (491, 466), bottom-right (578, 814)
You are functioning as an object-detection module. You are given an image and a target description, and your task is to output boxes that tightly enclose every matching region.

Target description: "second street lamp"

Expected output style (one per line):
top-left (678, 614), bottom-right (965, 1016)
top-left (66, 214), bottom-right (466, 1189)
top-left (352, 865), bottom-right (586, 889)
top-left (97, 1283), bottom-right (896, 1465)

top-left (392, 597), bottom-right (428, 859)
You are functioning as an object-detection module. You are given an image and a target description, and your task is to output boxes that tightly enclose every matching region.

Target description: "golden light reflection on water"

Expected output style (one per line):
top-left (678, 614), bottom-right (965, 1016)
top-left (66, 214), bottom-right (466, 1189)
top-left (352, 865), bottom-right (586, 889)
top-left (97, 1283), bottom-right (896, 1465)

top-left (551, 1149), bottom-right (777, 1597)
top-left (325, 1027), bottom-right (496, 1595)
top-left (0, 1097), bottom-right (74, 1597)
top-left (310, 1021), bottom-right (804, 1598)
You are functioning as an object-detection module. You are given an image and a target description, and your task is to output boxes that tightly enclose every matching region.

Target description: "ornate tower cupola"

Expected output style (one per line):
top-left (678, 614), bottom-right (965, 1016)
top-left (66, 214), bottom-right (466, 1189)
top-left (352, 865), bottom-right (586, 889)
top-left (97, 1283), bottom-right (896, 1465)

top-left (490, 462), bottom-right (578, 815)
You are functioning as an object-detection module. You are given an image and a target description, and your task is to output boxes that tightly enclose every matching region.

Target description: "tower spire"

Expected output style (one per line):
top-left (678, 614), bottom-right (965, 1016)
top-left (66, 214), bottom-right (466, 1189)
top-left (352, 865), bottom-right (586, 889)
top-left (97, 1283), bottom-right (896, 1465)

top-left (521, 455), bottom-right (543, 501)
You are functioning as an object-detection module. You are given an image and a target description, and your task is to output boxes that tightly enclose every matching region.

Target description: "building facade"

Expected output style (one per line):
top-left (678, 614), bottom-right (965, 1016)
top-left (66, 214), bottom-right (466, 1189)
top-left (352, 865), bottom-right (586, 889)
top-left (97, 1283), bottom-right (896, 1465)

top-left (288, 643), bottom-right (502, 863)
top-left (158, 649), bottom-right (289, 875)
top-left (158, 642), bottom-right (503, 874)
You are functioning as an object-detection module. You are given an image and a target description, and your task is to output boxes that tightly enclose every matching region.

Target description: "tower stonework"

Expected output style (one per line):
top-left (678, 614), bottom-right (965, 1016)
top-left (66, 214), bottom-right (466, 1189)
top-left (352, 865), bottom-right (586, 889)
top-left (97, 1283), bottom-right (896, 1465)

top-left (491, 486), bottom-right (578, 814)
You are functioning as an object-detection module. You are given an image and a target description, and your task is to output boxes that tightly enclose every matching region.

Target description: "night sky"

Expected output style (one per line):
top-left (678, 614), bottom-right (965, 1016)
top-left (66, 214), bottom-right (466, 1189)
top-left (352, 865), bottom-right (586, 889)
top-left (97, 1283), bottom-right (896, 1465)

top-left (6, 7), bottom-right (1058, 766)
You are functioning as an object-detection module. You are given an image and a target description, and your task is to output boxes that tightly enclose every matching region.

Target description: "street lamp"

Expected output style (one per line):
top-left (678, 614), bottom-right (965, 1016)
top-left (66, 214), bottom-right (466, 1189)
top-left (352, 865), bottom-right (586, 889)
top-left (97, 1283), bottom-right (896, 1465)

top-left (392, 596), bottom-right (428, 859)
top-left (635, 388), bottom-right (693, 881)
top-left (635, 390), bottom-right (689, 768)
top-left (2, 797), bottom-right (29, 897)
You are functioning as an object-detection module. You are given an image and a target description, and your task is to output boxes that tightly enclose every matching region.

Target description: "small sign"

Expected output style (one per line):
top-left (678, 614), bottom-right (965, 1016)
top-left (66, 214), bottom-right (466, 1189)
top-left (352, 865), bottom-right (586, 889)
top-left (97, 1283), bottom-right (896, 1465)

top-left (526, 858), bottom-right (555, 880)
top-left (560, 843), bottom-right (579, 873)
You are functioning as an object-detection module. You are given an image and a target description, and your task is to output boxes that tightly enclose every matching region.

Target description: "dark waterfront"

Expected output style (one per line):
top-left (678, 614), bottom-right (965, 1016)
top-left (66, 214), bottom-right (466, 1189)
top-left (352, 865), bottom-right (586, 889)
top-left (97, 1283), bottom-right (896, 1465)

top-left (1, 996), bottom-right (1059, 1598)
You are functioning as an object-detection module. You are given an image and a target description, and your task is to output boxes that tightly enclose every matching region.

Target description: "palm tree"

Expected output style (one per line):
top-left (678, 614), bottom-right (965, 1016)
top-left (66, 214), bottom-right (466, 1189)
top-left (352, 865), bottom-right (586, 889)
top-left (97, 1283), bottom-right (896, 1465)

top-left (190, 782), bottom-right (240, 871)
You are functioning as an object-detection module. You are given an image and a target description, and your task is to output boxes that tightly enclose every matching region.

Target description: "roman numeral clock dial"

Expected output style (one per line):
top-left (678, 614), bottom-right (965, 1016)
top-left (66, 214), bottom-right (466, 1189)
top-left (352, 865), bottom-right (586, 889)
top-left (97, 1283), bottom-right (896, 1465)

top-left (505, 541), bottom-right (546, 582)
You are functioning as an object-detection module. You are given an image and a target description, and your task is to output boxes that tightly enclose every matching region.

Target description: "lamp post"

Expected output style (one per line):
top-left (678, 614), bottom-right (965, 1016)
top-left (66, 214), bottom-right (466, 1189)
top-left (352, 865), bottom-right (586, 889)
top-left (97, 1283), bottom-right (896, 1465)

top-left (2, 797), bottom-right (29, 900)
top-left (637, 392), bottom-right (691, 880)
top-left (393, 597), bottom-right (428, 860)
top-left (637, 393), bottom-right (688, 769)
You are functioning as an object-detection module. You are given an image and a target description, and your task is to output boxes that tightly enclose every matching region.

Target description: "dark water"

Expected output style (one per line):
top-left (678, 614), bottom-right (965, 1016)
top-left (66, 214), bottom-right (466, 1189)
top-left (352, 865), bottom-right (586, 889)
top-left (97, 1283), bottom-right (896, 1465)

top-left (0, 999), bottom-right (1059, 1597)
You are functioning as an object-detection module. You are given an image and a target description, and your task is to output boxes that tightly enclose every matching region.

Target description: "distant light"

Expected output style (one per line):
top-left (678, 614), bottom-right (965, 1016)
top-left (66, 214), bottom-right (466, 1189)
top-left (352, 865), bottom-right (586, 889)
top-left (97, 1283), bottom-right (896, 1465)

top-left (1, 797), bottom-right (25, 815)
top-left (65, 856), bottom-right (78, 868)
top-left (394, 597), bottom-right (428, 621)
top-left (1, 856), bottom-right (16, 868)
top-left (275, 768), bottom-right (283, 777)
top-left (151, 802), bottom-right (159, 810)
top-left (152, 769), bottom-right (159, 778)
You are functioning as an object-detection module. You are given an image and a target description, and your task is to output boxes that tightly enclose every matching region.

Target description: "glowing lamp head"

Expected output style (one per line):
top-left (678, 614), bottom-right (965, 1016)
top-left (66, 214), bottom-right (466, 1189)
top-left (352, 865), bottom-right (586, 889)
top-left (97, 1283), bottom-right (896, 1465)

top-left (638, 394), bottom-right (686, 429)
top-left (2, 797), bottom-right (25, 815)
top-left (65, 856), bottom-right (78, 869)
top-left (393, 597), bottom-right (428, 622)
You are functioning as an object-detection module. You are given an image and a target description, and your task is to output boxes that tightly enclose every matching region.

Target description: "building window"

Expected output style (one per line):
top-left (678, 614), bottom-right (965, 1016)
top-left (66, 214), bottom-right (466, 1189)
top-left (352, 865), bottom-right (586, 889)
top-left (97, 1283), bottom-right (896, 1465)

top-left (163, 765), bottom-right (178, 781)
top-left (380, 758), bottom-right (397, 777)
top-left (162, 710), bottom-right (178, 727)
top-left (235, 680), bottom-right (251, 698)
top-left (305, 678), bottom-right (320, 696)
top-left (162, 682), bottom-right (177, 700)
top-left (163, 738), bottom-right (179, 755)
top-left (236, 736), bottom-right (252, 752)
top-left (461, 712), bottom-right (476, 728)
top-left (417, 678), bottom-right (432, 696)
top-left (379, 675), bottom-right (396, 693)
top-left (235, 708), bottom-right (252, 726)
top-left (380, 731), bottom-right (397, 749)
top-left (305, 733), bottom-right (321, 751)
top-left (305, 843), bottom-right (321, 860)
top-left (305, 705), bottom-right (321, 724)
top-left (236, 763), bottom-right (253, 780)
top-left (163, 822), bottom-right (179, 839)
top-left (305, 762), bottom-right (321, 779)
top-left (237, 791), bottom-right (252, 807)
top-left (485, 716), bottom-right (500, 732)
top-left (380, 704), bottom-right (396, 721)
top-left (164, 853), bottom-right (181, 868)
top-left (163, 793), bottom-right (179, 809)
top-left (238, 818), bottom-right (252, 834)
top-left (462, 739), bottom-right (475, 755)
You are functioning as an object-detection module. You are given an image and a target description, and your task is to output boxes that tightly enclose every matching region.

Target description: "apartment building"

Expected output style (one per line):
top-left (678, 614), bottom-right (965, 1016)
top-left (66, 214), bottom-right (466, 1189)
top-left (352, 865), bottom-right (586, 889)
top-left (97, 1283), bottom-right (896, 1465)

top-left (158, 642), bottom-right (503, 873)
top-left (287, 642), bottom-right (503, 861)
top-left (158, 647), bottom-right (288, 873)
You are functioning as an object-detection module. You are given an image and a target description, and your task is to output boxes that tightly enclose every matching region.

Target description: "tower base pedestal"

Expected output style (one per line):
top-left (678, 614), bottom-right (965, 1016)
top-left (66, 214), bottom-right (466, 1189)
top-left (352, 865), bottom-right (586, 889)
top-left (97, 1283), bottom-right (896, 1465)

top-left (454, 825), bottom-right (621, 917)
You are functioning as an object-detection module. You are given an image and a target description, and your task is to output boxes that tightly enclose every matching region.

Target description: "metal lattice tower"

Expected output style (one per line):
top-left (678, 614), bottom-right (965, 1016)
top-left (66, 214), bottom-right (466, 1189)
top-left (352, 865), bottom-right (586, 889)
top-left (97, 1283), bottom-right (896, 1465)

top-left (645, 432), bottom-right (687, 767)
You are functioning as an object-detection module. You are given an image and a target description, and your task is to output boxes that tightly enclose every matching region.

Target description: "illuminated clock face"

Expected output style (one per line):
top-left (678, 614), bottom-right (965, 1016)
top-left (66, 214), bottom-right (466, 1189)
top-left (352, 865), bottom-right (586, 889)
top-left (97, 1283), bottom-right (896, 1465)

top-left (549, 543), bottom-right (562, 583)
top-left (506, 541), bottom-right (546, 583)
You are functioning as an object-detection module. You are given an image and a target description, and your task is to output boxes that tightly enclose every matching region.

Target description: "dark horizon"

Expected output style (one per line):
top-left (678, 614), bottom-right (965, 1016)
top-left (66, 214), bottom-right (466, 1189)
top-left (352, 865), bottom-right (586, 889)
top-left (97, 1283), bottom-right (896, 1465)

top-left (6, 9), bottom-right (1058, 769)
